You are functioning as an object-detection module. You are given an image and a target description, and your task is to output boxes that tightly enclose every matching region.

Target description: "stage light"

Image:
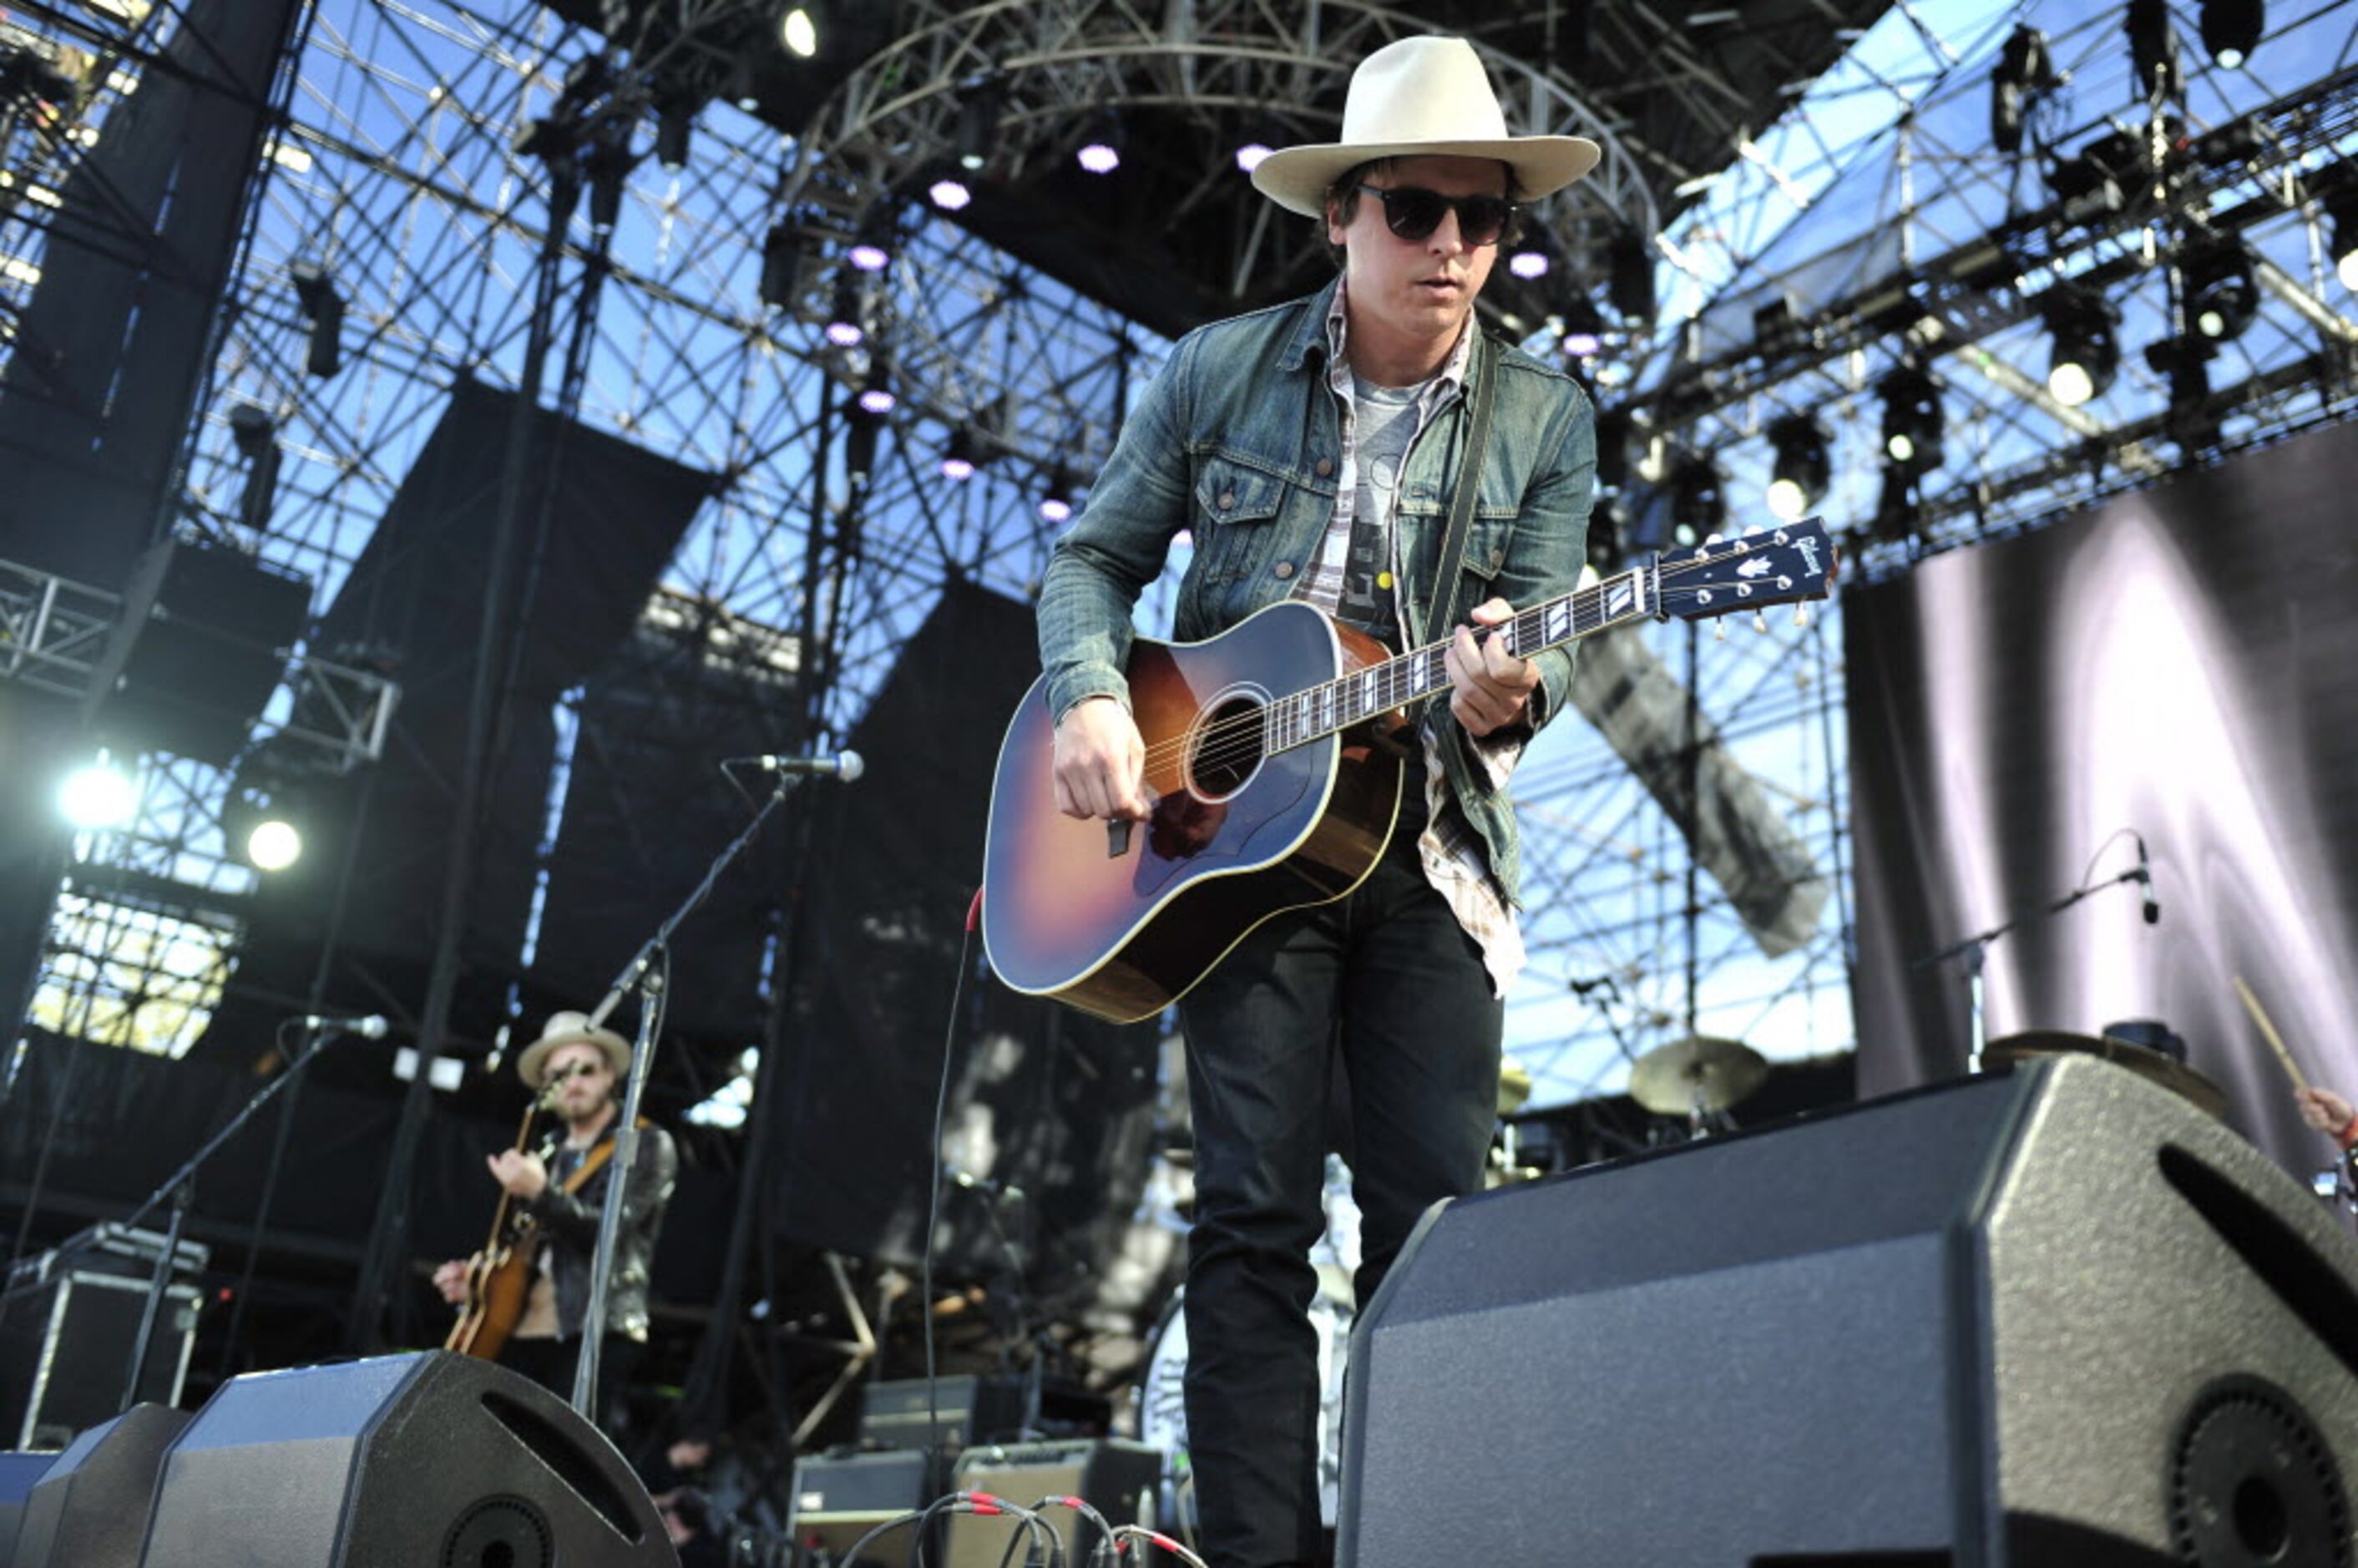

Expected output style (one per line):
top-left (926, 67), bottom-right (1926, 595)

top-left (1878, 363), bottom-right (1945, 473)
top-left (955, 76), bottom-right (1001, 172)
top-left (2128, 0), bottom-right (2183, 103)
top-left (1508, 233), bottom-right (1551, 280)
top-left (941, 427), bottom-right (979, 482)
top-left (780, 6), bottom-right (817, 58)
top-left (1077, 110), bottom-right (1122, 175)
top-left (2199, 0), bottom-right (2264, 68)
top-left (857, 358), bottom-right (895, 416)
top-left (1559, 295), bottom-right (1605, 359)
top-left (245, 817), bottom-right (302, 873)
top-left (929, 175), bottom-right (971, 210)
top-left (1764, 415), bottom-right (1829, 523)
top-left (2044, 289), bottom-right (2121, 407)
top-left (1990, 25), bottom-right (2055, 156)
top-left (2147, 336), bottom-right (2219, 451)
top-left (847, 205), bottom-right (895, 272)
top-left (759, 222), bottom-right (808, 310)
top-left (654, 102), bottom-right (693, 170)
top-left (1236, 139), bottom-right (1273, 173)
top-left (1039, 468), bottom-right (1075, 523)
top-left (824, 271), bottom-right (864, 347)
top-left (2327, 190), bottom-right (2358, 292)
top-left (2183, 238), bottom-right (2257, 341)
top-left (289, 261), bottom-right (342, 378)
top-left (58, 761), bottom-right (136, 830)
top-left (1669, 455), bottom-right (1724, 546)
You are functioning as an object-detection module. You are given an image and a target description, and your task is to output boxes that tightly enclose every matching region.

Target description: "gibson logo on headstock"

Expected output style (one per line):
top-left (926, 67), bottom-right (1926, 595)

top-left (1797, 538), bottom-right (1824, 578)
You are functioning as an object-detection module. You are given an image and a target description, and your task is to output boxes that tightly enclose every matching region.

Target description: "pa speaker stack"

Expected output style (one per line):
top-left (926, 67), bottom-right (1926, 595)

top-left (1, 1351), bottom-right (671, 1566)
top-left (1340, 1055), bottom-right (2358, 1567)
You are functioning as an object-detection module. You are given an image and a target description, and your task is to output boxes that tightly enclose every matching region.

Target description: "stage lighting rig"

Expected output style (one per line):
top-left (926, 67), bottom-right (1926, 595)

top-left (1039, 466), bottom-right (1076, 524)
top-left (954, 73), bottom-right (1002, 173)
top-left (1764, 415), bottom-right (1829, 523)
top-left (2044, 288), bottom-right (2122, 407)
top-left (2199, 0), bottom-right (2264, 68)
top-left (1878, 363), bottom-right (1945, 473)
top-left (824, 269), bottom-right (865, 347)
top-left (2182, 237), bottom-right (2257, 341)
top-left (289, 262), bottom-right (344, 378)
top-left (2146, 336), bottom-right (2219, 452)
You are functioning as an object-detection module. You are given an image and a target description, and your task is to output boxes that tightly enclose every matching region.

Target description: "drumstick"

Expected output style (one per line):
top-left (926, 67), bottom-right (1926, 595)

top-left (2234, 974), bottom-right (2310, 1095)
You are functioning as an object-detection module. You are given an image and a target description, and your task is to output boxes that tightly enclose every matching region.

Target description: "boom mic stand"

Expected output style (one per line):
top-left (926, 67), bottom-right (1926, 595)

top-left (114, 1015), bottom-right (352, 1413)
top-left (568, 766), bottom-right (808, 1426)
top-left (1914, 862), bottom-right (2150, 1075)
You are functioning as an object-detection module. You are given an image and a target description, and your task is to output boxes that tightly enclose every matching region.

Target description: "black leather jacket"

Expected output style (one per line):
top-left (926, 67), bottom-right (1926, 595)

top-left (527, 1117), bottom-right (678, 1343)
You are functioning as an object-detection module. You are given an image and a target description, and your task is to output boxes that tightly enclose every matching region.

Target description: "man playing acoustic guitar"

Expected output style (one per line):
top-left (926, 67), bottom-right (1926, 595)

top-left (1035, 35), bottom-right (1599, 1568)
top-left (433, 1010), bottom-right (678, 1439)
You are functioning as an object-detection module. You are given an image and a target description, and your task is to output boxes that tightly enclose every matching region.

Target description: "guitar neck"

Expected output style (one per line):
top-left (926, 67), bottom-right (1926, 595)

top-left (1267, 562), bottom-right (1658, 752)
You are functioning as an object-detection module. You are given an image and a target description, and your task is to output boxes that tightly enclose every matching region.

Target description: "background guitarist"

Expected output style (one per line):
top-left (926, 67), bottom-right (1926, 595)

top-left (1035, 35), bottom-right (1599, 1568)
top-left (433, 1010), bottom-right (678, 1439)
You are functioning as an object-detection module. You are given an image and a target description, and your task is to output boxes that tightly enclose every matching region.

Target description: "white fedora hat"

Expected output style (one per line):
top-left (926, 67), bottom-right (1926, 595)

top-left (516, 1009), bottom-right (632, 1090)
top-left (1251, 36), bottom-right (1602, 219)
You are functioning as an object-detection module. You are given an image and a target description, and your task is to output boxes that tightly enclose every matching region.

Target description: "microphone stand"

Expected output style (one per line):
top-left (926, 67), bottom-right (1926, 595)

top-left (569, 769), bottom-right (805, 1425)
top-left (1914, 866), bottom-right (2148, 1075)
top-left (115, 1018), bottom-right (347, 1413)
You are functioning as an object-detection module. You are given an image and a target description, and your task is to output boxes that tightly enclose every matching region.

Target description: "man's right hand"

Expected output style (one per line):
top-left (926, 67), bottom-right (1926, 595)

top-left (433, 1258), bottom-right (470, 1306)
top-left (1053, 696), bottom-right (1152, 821)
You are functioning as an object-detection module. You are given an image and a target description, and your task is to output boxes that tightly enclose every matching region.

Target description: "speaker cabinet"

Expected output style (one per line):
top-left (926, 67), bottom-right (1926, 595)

top-left (1338, 1055), bottom-right (2358, 1568)
top-left (942, 1439), bottom-right (1164, 1568)
top-left (0, 1270), bottom-right (200, 1449)
top-left (139, 1351), bottom-right (670, 1566)
top-left (788, 1448), bottom-right (935, 1564)
top-left (10, 1404), bottom-right (187, 1568)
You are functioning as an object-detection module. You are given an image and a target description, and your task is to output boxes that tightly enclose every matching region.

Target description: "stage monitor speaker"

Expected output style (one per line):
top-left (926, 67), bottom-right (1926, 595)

top-left (942, 1439), bottom-right (1164, 1568)
top-left (137, 1350), bottom-right (669, 1566)
top-left (84, 535), bottom-right (311, 766)
top-left (0, 1451), bottom-right (57, 1568)
top-left (10, 1404), bottom-right (187, 1568)
top-left (1338, 1055), bottom-right (2358, 1568)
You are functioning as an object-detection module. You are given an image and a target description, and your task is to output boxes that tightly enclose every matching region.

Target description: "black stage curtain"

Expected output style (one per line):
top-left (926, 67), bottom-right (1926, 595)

top-left (1847, 417), bottom-right (2358, 1178)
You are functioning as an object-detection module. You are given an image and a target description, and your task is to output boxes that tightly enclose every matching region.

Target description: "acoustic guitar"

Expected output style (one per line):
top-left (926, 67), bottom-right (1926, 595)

top-left (445, 1101), bottom-right (541, 1361)
top-left (982, 521), bottom-right (1838, 1024)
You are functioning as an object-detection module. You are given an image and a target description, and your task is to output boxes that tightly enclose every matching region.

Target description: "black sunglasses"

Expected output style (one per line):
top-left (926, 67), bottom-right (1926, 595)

top-left (1354, 185), bottom-right (1519, 246)
top-left (546, 1060), bottom-right (606, 1082)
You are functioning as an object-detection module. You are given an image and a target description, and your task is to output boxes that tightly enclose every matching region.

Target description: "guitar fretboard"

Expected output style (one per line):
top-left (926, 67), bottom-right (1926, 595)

top-left (1263, 563), bottom-right (1658, 753)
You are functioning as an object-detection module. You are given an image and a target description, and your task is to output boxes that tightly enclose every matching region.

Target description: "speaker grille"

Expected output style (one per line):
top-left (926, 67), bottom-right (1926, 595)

top-left (2168, 1375), bottom-right (2349, 1568)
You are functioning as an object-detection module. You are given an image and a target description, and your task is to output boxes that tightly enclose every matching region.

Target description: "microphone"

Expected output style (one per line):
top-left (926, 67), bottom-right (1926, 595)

top-left (726, 749), bottom-right (864, 781)
top-left (300, 1013), bottom-right (390, 1039)
top-left (2133, 833), bottom-right (2160, 925)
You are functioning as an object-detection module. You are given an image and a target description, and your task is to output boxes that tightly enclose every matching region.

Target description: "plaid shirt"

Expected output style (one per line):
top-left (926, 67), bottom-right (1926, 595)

top-left (1294, 283), bottom-right (1526, 995)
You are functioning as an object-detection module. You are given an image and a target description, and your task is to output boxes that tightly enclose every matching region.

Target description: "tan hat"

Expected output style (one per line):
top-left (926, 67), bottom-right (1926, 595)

top-left (1250, 36), bottom-right (1601, 219)
top-left (516, 1009), bottom-right (631, 1090)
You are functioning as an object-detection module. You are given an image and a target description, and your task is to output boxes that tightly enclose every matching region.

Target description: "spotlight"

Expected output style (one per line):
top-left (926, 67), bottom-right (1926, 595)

top-left (289, 261), bottom-right (343, 379)
top-left (1559, 295), bottom-right (1605, 359)
top-left (2147, 336), bottom-right (2219, 451)
top-left (245, 817), bottom-right (302, 872)
top-left (2127, 0), bottom-right (2183, 103)
top-left (1764, 415), bottom-right (1829, 524)
top-left (1990, 25), bottom-right (2056, 156)
top-left (2044, 289), bottom-right (2121, 406)
top-left (1039, 467), bottom-right (1075, 523)
top-left (954, 75), bottom-right (1002, 172)
top-left (929, 175), bottom-right (971, 211)
top-left (856, 358), bottom-right (896, 416)
top-left (2325, 190), bottom-right (2358, 292)
top-left (1877, 362), bottom-right (1945, 473)
top-left (58, 761), bottom-right (136, 830)
top-left (2199, 0), bottom-right (2264, 68)
top-left (1076, 110), bottom-right (1122, 175)
top-left (2182, 237), bottom-right (2256, 341)
top-left (1668, 456), bottom-right (1724, 546)
top-left (824, 271), bottom-right (865, 347)
top-left (847, 205), bottom-right (896, 272)
top-left (760, 222), bottom-right (808, 310)
top-left (226, 402), bottom-right (281, 533)
top-left (1507, 234), bottom-right (1551, 281)
top-left (1235, 139), bottom-right (1273, 174)
top-left (780, 5), bottom-right (817, 58)
top-left (941, 427), bottom-right (979, 482)
top-left (654, 101), bottom-right (694, 170)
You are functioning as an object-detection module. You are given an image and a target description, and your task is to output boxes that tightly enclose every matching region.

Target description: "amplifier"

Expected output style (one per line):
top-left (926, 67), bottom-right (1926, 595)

top-left (943, 1439), bottom-right (1164, 1568)
top-left (858, 1374), bottom-right (1025, 1456)
top-left (0, 1272), bottom-right (200, 1449)
top-left (787, 1447), bottom-right (935, 1564)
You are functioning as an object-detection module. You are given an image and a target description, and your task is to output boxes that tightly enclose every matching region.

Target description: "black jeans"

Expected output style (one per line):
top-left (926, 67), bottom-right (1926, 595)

top-left (1176, 810), bottom-right (1502, 1568)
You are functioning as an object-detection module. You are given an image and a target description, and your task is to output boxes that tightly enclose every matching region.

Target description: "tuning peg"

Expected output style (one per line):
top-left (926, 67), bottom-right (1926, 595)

top-left (1793, 601), bottom-right (1811, 629)
top-left (1753, 611), bottom-right (1768, 634)
top-left (1713, 619), bottom-right (1727, 641)
top-left (1743, 524), bottom-right (1763, 536)
top-left (1703, 533), bottom-right (1723, 546)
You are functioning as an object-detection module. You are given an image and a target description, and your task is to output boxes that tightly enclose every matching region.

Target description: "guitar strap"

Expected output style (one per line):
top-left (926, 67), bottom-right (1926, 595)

top-left (554, 1115), bottom-right (652, 1198)
top-left (1429, 328), bottom-right (1500, 667)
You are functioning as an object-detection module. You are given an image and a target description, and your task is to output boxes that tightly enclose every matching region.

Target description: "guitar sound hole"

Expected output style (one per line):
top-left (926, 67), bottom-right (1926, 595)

top-left (1190, 696), bottom-right (1266, 798)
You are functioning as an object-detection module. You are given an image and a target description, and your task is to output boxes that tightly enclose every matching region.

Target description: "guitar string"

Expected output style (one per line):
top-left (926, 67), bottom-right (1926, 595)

top-left (1126, 544), bottom-right (1819, 781)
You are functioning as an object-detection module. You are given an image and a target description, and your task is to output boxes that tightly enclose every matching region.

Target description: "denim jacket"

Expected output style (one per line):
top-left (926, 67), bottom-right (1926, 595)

top-left (1036, 276), bottom-right (1596, 907)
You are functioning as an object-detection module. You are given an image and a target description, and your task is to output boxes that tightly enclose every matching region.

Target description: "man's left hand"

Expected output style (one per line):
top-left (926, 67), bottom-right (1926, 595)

top-left (1445, 598), bottom-right (1538, 738)
top-left (488, 1148), bottom-right (549, 1200)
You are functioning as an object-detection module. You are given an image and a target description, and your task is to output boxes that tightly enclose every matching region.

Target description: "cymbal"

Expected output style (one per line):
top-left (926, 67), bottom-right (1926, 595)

top-left (1497, 1056), bottom-right (1534, 1118)
top-left (1629, 1035), bottom-right (1768, 1117)
top-left (1982, 1029), bottom-right (2229, 1119)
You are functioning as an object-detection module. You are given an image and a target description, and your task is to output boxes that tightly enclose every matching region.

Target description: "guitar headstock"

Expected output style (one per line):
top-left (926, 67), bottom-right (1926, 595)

top-left (1654, 518), bottom-right (1839, 625)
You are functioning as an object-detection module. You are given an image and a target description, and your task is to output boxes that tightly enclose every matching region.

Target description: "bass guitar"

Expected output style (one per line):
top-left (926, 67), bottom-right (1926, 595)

top-left (981, 520), bottom-right (1838, 1023)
